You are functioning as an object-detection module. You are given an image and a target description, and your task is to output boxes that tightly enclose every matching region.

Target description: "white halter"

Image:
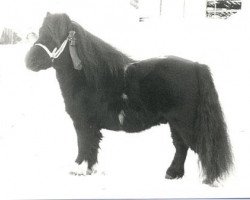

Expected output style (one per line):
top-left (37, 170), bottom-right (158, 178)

top-left (34, 31), bottom-right (82, 70)
top-left (35, 38), bottom-right (69, 60)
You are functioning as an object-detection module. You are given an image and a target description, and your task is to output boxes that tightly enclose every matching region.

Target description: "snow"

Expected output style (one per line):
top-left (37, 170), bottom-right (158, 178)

top-left (0, 2), bottom-right (250, 199)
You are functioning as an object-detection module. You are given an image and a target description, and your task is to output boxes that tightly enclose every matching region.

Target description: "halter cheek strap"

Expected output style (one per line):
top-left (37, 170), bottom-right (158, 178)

top-left (35, 31), bottom-right (82, 70)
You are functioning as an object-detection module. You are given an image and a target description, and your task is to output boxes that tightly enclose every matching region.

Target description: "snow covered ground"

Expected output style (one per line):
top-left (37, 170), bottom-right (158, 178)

top-left (0, 7), bottom-right (250, 200)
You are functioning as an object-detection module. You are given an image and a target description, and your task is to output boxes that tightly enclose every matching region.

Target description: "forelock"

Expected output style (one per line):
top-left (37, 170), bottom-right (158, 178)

top-left (41, 13), bottom-right (71, 45)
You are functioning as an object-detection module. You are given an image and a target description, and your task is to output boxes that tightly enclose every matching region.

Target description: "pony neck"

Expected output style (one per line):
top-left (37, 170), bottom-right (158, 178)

top-left (72, 22), bottom-right (134, 89)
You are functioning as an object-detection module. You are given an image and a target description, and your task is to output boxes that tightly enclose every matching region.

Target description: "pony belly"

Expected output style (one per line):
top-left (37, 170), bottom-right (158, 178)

top-left (100, 102), bottom-right (163, 133)
top-left (101, 112), bottom-right (123, 131)
top-left (118, 101), bottom-right (164, 133)
top-left (121, 111), bottom-right (164, 133)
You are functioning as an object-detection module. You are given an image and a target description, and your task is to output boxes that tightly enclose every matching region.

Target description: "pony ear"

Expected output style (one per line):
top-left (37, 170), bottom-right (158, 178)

top-left (64, 14), bottom-right (75, 34)
top-left (46, 12), bottom-right (52, 17)
top-left (63, 13), bottom-right (70, 19)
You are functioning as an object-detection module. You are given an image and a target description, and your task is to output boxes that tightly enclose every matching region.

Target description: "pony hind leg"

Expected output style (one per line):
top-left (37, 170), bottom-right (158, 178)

top-left (166, 123), bottom-right (188, 179)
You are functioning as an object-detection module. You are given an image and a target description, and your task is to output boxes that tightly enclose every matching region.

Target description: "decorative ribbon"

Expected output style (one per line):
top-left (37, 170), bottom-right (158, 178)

top-left (68, 31), bottom-right (82, 70)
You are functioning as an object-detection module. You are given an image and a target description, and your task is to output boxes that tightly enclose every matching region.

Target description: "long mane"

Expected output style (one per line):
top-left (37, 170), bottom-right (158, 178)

top-left (71, 21), bottom-right (134, 90)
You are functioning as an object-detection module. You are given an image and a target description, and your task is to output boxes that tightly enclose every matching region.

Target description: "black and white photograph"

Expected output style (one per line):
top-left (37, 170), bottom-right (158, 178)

top-left (0, 0), bottom-right (249, 199)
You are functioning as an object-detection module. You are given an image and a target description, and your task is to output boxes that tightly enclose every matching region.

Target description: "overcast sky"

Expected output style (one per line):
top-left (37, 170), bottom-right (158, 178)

top-left (0, 0), bottom-right (136, 35)
top-left (1, 0), bottom-right (249, 38)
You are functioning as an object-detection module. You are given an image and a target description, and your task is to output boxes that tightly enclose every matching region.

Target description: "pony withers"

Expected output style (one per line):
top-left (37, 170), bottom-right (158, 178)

top-left (25, 13), bottom-right (233, 185)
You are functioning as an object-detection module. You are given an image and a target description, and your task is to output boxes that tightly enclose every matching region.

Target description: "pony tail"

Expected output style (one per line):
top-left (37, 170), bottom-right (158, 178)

top-left (195, 64), bottom-right (233, 185)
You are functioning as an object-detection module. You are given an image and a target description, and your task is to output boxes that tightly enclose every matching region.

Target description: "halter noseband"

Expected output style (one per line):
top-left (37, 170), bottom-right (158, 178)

top-left (35, 31), bottom-right (82, 70)
top-left (35, 39), bottom-right (68, 60)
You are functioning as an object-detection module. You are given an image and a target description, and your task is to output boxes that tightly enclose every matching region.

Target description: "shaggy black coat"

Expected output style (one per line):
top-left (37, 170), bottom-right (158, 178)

top-left (25, 13), bottom-right (233, 185)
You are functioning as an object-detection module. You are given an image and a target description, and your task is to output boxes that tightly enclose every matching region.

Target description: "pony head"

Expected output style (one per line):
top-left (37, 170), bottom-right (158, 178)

top-left (25, 12), bottom-right (73, 71)
top-left (26, 12), bottom-right (132, 89)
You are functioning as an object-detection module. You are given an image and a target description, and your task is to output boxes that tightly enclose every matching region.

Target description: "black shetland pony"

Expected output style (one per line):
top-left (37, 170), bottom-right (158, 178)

top-left (25, 13), bottom-right (233, 185)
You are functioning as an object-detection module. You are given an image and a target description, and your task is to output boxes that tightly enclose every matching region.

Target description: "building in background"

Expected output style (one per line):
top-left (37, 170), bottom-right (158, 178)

top-left (130, 0), bottom-right (242, 21)
top-left (130, 0), bottom-right (207, 21)
top-left (206, 0), bottom-right (242, 19)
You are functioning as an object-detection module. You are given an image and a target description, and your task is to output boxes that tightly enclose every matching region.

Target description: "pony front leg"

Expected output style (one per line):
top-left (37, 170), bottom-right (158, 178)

top-left (70, 121), bottom-right (102, 176)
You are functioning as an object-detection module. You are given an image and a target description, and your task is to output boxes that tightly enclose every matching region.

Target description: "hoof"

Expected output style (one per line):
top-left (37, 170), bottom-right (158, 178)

top-left (165, 167), bottom-right (184, 179)
top-left (69, 162), bottom-right (99, 176)
top-left (69, 161), bottom-right (89, 176)
top-left (202, 178), bottom-right (218, 187)
top-left (165, 174), bottom-right (175, 179)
